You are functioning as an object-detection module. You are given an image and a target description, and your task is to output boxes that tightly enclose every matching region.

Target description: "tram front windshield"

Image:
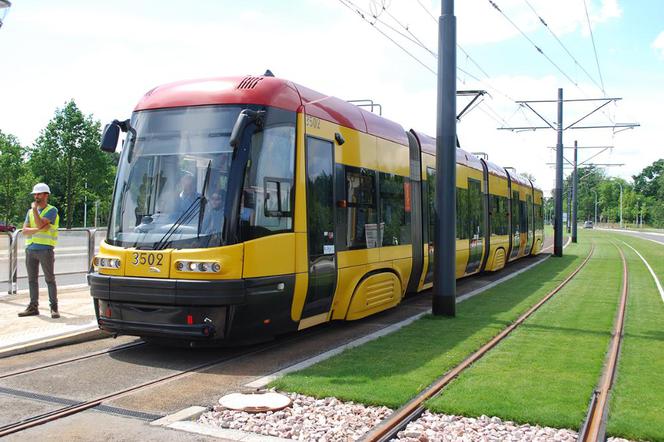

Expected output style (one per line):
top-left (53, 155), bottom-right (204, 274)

top-left (108, 105), bottom-right (241, 249)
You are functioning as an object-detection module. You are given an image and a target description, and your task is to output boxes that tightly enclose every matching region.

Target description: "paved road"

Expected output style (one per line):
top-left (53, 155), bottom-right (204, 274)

top-left (599, 228), bottom-right (664, 245)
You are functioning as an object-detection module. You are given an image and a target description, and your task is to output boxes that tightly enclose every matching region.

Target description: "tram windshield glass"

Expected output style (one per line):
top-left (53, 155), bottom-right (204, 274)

top-left (108, 105), bottom-right (241, 249)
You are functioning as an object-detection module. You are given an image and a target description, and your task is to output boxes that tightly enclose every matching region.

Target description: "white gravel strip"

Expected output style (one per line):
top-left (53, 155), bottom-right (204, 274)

top-left (198, 392), bottom-right (635, 441)
top-left (199, 391), bottom-right (392, 441)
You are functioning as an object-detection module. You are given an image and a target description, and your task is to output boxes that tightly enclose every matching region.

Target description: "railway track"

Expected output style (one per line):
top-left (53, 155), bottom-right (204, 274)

top-left (0, 335), bottom-right (306, 437)
top-left (0, 340), bottom-right (146, 381)
top-left (362, 243), bottom-right (596, 442)
top-left (577, 243), bottom-right (629, 442)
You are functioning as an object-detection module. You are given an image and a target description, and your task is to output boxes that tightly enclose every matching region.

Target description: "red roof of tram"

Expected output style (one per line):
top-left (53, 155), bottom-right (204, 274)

top-left (135, 75), bottom-right (409, 146)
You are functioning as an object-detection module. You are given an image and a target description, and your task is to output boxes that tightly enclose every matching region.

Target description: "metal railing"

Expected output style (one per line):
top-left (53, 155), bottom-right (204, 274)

top-left (1, 228), bottom-right (106, 295)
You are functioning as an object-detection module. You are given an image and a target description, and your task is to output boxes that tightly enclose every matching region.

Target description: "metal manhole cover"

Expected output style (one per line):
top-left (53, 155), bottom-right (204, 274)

top-left (218, 392), bottom-right (292, 413)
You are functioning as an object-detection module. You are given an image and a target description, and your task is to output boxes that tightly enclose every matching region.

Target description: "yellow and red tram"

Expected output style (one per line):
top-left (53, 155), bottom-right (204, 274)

top-left (90, 74), bottom-right (544, 344)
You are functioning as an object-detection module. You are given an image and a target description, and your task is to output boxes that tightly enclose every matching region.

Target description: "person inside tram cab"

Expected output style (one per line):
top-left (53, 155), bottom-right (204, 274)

top-left (202, 190), bottom-right (225, 234)
top-left (175, 171), bottom-right (200, 215)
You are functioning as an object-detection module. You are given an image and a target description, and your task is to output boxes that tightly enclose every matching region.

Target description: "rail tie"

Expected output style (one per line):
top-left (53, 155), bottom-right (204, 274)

top-left (363, 243), bottom-right (596, 442)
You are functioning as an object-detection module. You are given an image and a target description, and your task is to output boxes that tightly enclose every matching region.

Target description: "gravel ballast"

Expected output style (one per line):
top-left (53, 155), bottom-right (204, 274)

top-left (198, 391), bottom-right (634, 441)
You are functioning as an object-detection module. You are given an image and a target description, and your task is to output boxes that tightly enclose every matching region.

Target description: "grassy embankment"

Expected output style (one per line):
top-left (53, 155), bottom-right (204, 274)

top-left (271, 242), bottom-right (589, 408)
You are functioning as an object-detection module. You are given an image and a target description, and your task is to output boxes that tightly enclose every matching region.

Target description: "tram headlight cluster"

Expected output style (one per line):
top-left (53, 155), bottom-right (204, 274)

top-left (94, 257), bottom-right (121, 269)
top-left (175, 260), bottom-right (221, 273)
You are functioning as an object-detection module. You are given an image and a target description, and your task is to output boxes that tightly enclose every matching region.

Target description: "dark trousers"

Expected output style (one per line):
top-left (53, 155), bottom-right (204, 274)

top-left (26, 248), bottom-right (58, 309)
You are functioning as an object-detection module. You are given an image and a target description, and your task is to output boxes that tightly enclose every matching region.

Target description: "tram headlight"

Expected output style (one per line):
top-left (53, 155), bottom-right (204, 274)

top-left (175, 260), bottom-right (221, 273)
top-left (95, 257), bottom-right (121, 269)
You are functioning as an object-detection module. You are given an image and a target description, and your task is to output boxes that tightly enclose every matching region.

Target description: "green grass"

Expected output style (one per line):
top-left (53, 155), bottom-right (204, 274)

top-left (427, 233), bottom-right (621, 430)
top-left (615, 231), bottom-right (664, 282)
top-left (270, 242), bottom-right (589, 408)
top-left (605, 235), bottom-right (664, 441)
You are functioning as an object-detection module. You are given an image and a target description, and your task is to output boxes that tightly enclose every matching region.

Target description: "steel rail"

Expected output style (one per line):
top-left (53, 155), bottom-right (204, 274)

top-left (363, 243), bottom-right (596, 442)
top-left (0, 325), bottom-right (334, 437)
top-left (577, 243), bottom-right (628, 442)
top-left (0, 341), bottom-right (146, 380)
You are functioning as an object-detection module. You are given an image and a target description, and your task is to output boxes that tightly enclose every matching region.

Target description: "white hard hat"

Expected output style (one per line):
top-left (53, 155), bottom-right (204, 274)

top-left (31, 183), bottom-right (51, 194)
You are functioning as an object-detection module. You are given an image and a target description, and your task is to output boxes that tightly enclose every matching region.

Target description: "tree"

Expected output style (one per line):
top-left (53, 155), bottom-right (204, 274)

top-left (0, 130), bottom-right (33, 225)
top-left (28, 100), bottom-right (116, 228)
top-left (633, 159), bottom-right (664, 198)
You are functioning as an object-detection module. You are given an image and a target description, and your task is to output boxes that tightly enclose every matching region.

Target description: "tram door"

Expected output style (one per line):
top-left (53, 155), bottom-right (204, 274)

top-left (424, 167), bottom-right (436, 284)
top-left (510, 190), bottom-right (521, 259)
top-left (525, 194), bottom-right (534, 253)
top-left (301, 136), bottom-right (337, 318)
top-left (466, 178), bottom-right (484, 273)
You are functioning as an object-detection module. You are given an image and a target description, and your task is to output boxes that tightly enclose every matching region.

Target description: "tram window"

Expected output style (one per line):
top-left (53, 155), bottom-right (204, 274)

top-left (456, 187), bottom-right (469, 240)
top-left (520, 200), bottom-right (527, 233)
top-left (240, 123), bottom-right (296, 240)
top-left (306, 137), bottom-right (334, 257)
top-left (379, 173), bottom-right (411, 246)
top-left (346, 168), bottom-right (378, 249)
top-left (491, 195), bottom-right (509, 235)
top-left (535, 203), bottom-right (544, 230)
top-left (511, 191), bottom-right (520, 234)
top-left (467, 178), bottom-right (483, 240)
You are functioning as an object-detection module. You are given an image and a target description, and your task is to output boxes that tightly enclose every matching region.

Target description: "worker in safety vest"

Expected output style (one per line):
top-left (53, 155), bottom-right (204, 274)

top-left (18, 183), bottom-right (60, 318)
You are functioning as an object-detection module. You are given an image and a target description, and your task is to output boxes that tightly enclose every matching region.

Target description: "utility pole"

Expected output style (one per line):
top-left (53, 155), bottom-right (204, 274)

top-left (499, 94), bottom-right (638, 256)
top-left (615, 182), bottom-right (623, 228)
top-left (555, 89), bottom-right (564, 256)
top-left (566, 187), bottom-right (571, 233)
top-left (83, 181), bottom-right (88, 228)
top-left (591, 190), bottom-right (598, 225)
top-left (94, 200), bottom-right (99, 228)
top-left (433, 0), bottom-right (456, 316)
top-left (572, 140), bottom-right (578, 243)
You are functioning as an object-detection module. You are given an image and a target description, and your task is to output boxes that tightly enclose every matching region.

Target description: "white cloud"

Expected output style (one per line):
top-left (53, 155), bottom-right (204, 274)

top-left (652, 31), bottom-right (664, 58)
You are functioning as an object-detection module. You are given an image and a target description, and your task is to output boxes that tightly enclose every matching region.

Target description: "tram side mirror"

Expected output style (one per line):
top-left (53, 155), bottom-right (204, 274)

top-left (230, 109), bottom-right (265, 149)
top-left (263, 178), bottom-right (292, 217)
top-left (100, 122), bottom-right (120, 153)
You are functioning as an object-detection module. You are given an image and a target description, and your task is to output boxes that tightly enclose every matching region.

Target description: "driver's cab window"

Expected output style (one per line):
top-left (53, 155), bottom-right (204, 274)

top-left (240, 122), bottom-right (296, 240)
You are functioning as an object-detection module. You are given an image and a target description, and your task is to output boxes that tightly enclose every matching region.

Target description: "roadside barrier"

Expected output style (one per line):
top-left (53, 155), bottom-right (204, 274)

top-left (1, 228), bottom-right (106, 295)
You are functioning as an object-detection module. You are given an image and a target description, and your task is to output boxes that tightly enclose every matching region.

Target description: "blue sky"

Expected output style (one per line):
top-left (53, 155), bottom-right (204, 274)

top-left (0, 0), bottom-right (662, 193)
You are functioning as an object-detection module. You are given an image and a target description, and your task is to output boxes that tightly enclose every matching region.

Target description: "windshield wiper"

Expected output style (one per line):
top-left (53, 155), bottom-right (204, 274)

top-left (153, 196), bottom-right (202, 250)
top-left (197, 160), bottom-right (212, 239)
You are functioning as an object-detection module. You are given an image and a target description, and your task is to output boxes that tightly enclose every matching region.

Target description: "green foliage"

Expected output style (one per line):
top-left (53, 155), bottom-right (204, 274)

top-left (561, 160), bottom-right (664, 228)
top-left (27, 100), bottom-right (117, 228)
top-left (0, 130), bottom-right (33, 225)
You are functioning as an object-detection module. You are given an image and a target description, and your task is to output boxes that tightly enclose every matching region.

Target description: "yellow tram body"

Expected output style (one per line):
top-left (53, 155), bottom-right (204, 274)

top-left (91, 75), bottom-right (544, 344)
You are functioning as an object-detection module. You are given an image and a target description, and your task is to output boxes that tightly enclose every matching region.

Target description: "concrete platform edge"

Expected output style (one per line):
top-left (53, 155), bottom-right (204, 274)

top-left (0, 326), bottom-right (107, 359)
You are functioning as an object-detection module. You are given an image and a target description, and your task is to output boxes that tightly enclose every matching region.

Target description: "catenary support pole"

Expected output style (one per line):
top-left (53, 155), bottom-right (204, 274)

top-left (572, 140), bottom-right (578, 243)
top-left (554, 88), bottom-right (563, 257)
top-left (567, 185), bottom-right (571, 233)
top-left (433, 0), bottom-right (456, 316)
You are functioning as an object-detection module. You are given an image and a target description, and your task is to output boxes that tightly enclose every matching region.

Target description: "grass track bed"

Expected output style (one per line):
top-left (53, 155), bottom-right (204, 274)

top-left (427, 235), bottom-right (621, 430)
top-left (271, 243), bottom-right (589, 409)
top-left (606, 233), bottom-right (664, 441)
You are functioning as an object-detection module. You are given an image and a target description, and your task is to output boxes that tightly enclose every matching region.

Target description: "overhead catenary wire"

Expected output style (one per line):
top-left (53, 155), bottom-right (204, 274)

top-left (583, 0), bottom-right (606, 95)
top-left (336, 0), bottom-right (437, 75)
top-left (488, 0), bottom-right (619, 127)
top-left (413, 0), bottom-right (517, 103)
top-left (487, 0), bottom-right (580, 87)
top-left (522, 0), bottom-right (605, 95)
